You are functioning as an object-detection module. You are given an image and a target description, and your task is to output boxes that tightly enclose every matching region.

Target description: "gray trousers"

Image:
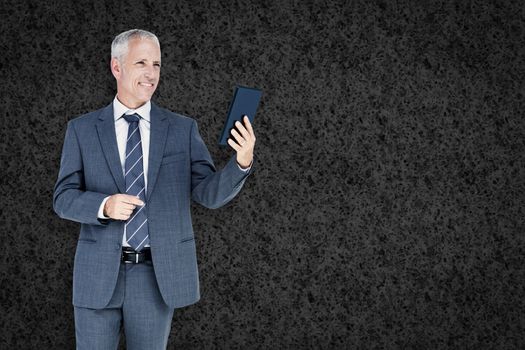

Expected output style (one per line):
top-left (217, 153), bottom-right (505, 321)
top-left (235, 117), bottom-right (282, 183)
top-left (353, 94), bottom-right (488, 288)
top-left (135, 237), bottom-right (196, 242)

top-left (74, 260), bottom-right (175, 349)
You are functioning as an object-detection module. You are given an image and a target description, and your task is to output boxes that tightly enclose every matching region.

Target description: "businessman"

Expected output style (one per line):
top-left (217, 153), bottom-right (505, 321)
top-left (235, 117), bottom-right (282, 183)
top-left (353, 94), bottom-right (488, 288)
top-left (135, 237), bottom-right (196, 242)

top-left (53, 29), bottom-right (255, 349)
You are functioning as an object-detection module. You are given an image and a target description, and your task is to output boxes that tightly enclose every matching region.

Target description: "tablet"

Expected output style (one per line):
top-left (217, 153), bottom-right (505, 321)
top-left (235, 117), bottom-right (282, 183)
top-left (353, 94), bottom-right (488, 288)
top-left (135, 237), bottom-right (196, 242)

top-left (218, 85), bottom-right (262, 146)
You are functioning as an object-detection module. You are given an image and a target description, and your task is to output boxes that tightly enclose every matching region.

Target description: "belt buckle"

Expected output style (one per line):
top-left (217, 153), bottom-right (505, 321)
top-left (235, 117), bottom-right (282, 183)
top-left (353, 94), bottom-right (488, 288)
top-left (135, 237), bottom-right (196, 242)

top-left (122, 250), bottom-right (136, 264)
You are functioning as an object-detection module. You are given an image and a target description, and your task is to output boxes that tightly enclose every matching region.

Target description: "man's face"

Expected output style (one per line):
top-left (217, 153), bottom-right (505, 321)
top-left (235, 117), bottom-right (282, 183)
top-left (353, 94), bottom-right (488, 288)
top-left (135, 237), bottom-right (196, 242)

top-left (111, 38), bottom-right (161, 109)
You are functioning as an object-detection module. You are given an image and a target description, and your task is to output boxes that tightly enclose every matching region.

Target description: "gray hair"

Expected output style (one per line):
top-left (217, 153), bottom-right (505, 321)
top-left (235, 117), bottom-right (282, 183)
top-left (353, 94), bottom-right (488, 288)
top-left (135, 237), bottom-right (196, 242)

top-left (111, 29), bottom-right (160, 62)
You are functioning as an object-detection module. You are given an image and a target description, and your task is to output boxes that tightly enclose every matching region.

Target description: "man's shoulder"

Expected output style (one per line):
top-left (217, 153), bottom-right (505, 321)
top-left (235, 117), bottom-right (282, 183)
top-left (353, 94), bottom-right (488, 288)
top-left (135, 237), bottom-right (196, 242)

top-left (68, 104), bottom-right (111, 127)
top-left (153, 104), bottom-right (195, 125)
top-left (67, 102), bottom-right (199, 129)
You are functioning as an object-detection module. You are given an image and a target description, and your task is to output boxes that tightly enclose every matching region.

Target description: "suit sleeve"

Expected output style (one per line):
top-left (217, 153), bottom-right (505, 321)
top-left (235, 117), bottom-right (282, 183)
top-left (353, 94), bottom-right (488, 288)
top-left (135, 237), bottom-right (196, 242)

top-left (53, 121), bottom-right (110, 225)
top-left (190, 120), bottom-right (255, 209)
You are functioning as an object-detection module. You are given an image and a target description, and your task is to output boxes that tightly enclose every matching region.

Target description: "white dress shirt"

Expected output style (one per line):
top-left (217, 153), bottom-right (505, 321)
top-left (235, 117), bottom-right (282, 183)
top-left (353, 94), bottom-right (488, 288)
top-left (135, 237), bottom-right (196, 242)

top-left (97, 96), bottom-right (250, 248)
top-left (97, 96), bottom-right (152, 247)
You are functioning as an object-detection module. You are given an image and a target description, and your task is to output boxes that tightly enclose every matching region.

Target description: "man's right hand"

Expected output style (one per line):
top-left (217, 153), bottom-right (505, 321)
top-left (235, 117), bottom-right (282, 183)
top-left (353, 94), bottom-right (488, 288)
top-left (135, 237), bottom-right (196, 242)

top-left (103, 194), bottom-right (144, 221)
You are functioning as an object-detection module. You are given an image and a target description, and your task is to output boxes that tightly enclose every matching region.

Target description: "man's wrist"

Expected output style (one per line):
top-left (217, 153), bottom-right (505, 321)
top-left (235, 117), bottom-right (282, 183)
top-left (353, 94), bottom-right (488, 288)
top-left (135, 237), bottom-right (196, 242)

top-left (98, 196), bottom-right (111, 219)
top-left (103, 201), bottom-right (109, 217)
top-left (237, 159), bottom-right (252, 171)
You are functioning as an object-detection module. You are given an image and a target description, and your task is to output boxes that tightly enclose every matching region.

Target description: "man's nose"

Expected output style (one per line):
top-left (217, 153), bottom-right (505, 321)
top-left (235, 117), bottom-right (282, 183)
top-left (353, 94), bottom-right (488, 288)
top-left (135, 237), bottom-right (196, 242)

top-left (144, 65), bottom-right (157, 79)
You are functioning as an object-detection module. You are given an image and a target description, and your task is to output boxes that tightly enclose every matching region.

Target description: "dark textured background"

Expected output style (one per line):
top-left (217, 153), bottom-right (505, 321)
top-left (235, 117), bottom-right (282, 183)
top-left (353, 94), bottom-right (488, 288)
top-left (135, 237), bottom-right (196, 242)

top-left (1, 0), bottom-right (524, 349)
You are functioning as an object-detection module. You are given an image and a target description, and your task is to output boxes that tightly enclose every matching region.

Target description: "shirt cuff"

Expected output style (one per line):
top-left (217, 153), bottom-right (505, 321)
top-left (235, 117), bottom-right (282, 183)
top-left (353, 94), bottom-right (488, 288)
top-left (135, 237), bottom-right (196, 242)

top-left (97, 196), bottom-right (111, 219)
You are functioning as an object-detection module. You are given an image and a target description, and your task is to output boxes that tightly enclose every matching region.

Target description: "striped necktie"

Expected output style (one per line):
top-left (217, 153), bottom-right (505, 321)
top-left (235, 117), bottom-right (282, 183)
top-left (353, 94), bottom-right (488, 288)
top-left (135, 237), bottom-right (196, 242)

top-left (123, 113), bottom-right (149, 252)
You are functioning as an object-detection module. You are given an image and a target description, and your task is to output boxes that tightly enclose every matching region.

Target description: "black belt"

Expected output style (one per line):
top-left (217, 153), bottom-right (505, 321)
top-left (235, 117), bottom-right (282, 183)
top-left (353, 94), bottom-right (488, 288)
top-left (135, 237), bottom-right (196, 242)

top-left (121, 247), bottom-right (152, 264)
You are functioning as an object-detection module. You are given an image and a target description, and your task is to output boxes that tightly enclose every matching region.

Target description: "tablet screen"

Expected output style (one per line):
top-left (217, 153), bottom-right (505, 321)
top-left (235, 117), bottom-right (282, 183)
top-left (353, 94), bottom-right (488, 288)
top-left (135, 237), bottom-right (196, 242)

top-left (218, 85), bottom-right (262, 146)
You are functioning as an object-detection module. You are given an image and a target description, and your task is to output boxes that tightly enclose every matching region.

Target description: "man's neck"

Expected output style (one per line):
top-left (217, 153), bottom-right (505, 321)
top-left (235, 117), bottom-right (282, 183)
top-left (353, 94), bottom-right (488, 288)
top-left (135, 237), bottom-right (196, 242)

top-left (116, 94), bottom-right (147, 110)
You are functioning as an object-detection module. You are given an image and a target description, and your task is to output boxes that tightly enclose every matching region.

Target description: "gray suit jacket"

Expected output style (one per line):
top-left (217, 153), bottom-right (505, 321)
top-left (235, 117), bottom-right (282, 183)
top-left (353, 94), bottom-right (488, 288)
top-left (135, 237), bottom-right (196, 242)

top-left (53, 102), bottom-right (253, 309)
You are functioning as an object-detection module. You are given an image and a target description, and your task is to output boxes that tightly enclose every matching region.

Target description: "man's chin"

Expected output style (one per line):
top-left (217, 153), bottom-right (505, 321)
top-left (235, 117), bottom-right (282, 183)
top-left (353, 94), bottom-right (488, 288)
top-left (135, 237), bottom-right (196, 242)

top-left (134, 93), bottom-right (155, 105)
top-left (140, 91), bottom-right (156, 101)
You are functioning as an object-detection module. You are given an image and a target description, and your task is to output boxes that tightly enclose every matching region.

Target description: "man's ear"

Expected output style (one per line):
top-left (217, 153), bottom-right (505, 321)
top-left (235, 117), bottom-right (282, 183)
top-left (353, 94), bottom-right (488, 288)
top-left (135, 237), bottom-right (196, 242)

top-left (110, 57), bottom-right (121, 79)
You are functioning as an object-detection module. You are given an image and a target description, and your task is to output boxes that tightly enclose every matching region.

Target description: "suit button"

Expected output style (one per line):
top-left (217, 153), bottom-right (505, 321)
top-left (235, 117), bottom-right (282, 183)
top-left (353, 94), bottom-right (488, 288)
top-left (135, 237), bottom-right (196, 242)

top-left (115, 243), bottom-right (121, 250)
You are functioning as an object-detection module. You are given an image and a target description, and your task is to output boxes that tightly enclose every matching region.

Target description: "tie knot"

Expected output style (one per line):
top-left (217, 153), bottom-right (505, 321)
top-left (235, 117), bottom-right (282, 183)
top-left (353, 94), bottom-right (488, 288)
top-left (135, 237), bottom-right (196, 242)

top-left (123, 113), bottom-right (140, 124)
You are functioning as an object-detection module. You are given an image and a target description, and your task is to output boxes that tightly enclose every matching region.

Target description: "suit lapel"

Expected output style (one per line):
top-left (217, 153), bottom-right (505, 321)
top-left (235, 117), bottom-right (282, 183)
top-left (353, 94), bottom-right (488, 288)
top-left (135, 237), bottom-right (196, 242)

top-left (147, 102), bottom-right (169, 200)
top-left (96, 103), bottom-right (126, 194)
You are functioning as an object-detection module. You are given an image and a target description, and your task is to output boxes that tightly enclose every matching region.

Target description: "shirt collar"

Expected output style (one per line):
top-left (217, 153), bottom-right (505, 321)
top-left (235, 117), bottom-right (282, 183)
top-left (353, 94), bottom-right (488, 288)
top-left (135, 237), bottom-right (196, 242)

top-left (113, 95), bottom-right (151, 122)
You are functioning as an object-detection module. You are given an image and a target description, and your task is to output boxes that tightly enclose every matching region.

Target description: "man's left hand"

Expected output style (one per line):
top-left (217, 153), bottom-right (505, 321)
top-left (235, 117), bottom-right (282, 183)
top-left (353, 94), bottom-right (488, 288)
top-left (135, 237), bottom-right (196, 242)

top-left (228, 115), bottom-right (256, 169)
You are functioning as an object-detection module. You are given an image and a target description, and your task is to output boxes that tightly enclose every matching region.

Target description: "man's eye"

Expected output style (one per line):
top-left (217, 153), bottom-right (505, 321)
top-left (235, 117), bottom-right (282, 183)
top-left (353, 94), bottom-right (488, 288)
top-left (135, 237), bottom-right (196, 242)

top-left (136, 62), bottom-right (144, 65)
top-left (154, 64), bottom-right (161, 67)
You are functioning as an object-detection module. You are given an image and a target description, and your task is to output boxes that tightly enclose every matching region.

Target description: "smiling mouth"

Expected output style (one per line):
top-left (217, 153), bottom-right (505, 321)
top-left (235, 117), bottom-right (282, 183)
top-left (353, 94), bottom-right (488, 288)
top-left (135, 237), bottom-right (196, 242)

top-left (139, 82), bottom-right (154, 87)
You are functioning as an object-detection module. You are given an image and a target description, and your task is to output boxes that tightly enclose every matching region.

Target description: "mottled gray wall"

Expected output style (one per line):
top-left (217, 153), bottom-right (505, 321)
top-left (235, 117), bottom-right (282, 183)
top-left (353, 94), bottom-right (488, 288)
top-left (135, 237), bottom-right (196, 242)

top-left (1, 0), bottom-right (524, 349)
